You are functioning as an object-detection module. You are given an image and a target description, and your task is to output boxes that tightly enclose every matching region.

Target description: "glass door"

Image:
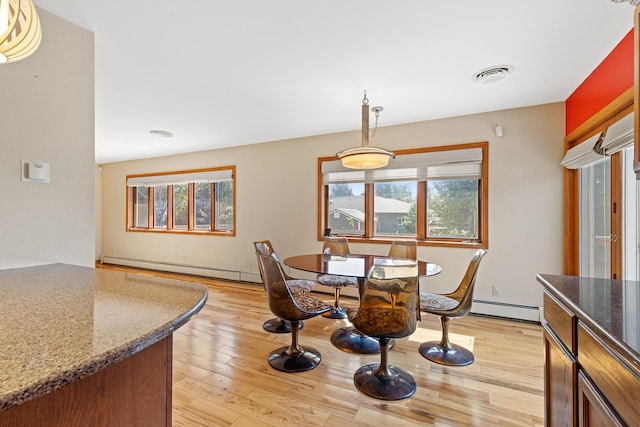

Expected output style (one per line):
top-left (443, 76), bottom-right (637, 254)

top-left (623, 146), bottom-right (640, 280)
top-left (579, 157), bottom-right (611, 278)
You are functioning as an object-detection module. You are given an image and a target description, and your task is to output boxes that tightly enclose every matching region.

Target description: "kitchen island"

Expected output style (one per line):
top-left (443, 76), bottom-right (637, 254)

top-left (0, 263), bottom-right (208, 426)
top-left (537, 274), bottom-right (640, 426)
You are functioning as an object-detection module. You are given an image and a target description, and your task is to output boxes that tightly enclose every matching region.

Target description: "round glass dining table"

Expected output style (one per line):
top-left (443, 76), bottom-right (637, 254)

top-left (283, 253), bottom-right (442, 354)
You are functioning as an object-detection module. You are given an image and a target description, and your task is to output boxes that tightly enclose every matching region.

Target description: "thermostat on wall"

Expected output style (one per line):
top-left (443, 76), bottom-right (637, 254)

top-left (21, 160), bottom-right (50, 183)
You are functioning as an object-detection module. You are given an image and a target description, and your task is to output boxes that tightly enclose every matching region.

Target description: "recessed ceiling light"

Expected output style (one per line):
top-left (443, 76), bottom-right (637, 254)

top-left (149, 129), bottom-right (173, 138)
top-left (473, 65), bottom-right (514, 84)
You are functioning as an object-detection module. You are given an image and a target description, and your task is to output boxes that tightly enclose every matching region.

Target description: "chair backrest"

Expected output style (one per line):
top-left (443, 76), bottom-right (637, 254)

top-left (253, 240), bottom-right (274, 286)
top-left (254, 240), bottom-right (291, 283)
top-left (388, 239), bottom-right (417, 260)
top-left (446, 249), bottom-right (487, 317)
top-left (322, 236), bottom-right (350, 255)
top-left (350, 263), bottom-right (419, 339)
top-left (255, 252), bottom-right (306, 320)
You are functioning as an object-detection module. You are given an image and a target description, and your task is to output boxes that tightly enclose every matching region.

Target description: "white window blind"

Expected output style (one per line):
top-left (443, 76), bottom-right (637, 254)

top-left (561, 112), bottom-right (633, 169)
top-left (322, 148), bottom-right (482, 184)
top-left (126, 169), bottom-right (233, 187)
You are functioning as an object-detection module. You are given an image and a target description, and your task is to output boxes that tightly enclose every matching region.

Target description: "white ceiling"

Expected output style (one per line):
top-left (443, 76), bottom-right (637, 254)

top-left (33, 0), bottom-right (636, 164)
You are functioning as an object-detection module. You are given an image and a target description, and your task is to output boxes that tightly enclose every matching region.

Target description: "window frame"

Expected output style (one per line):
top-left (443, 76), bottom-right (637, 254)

top-left (126, 166), bottom-right (236, 236)
top-left (317, 142), bottom-right (488, 248)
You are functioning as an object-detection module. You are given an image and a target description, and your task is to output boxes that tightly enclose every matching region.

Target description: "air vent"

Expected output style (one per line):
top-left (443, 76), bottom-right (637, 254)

top-left (473, 65), bottom-right (513, 84)
top-left (149, 130), bottom-right (173, 138)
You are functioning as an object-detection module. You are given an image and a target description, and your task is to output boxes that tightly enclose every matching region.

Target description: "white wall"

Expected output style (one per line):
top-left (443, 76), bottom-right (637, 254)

top-left (99, 102), bottom-right (564, 317)
top-left (0, 9), bottom-right (95, 269)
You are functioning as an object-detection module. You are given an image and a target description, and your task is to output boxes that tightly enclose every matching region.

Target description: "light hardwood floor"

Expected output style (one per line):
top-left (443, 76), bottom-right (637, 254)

top-left (97, 263), bottom-right (544, 426)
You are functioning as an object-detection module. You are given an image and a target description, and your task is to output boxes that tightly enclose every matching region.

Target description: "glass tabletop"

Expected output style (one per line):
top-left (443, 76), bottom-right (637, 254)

top-left (283, 253), bottom-right (442, 278)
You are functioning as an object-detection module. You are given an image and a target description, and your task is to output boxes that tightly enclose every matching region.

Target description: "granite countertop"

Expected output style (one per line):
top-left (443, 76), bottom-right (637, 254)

top-left (537, 274), bottom-right (640, 374)
top-left (0, 263), bottom-right (208, 412)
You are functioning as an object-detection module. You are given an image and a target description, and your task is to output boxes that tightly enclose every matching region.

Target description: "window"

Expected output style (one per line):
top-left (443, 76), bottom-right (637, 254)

top-left (318, 142), bottom-right (488, 247)
top-left (126, 166), bottom-right (235, 235)
top-left (133, 186), bottom-right (148, 228)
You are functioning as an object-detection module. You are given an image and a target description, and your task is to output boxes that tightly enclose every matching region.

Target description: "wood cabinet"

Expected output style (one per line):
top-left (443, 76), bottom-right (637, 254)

top-left (542, 290), bottom-right (636, 426)
top-left (543, 293), bottom-right (578, 427)
top-left (0, 337), bottom-right (173, 427)
top-left (578, 372), bottom-right (625, 427)
top-left (543, 326), bottom-right (577, 426)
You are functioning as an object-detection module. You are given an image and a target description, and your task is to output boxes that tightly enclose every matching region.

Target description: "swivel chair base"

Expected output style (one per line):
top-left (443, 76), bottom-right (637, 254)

top-left (418, 341), bottom-right (474, 366)
top-left (353, 364), bottom-right (416, 400)
top-left (322, 306), bottom-right (348, 319)
top-left (262, 317), bottom-right (303, 333)
top-left (331, 327), bottom-right (395, 354)
top-left (268, 345), bottom-right (322, 373)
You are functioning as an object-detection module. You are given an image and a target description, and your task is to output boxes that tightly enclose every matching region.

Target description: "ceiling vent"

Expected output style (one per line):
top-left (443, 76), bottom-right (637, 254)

top-left (473, 65), bottom-right (513, 84)
top-left (149, 130), bottom-right (173, 138)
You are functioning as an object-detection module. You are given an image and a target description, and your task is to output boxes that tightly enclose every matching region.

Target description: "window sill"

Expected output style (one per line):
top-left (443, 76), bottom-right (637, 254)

top-left (127, 228), bottom-right (235, 237)
top-left (325, 236), bottom-right (486, 249)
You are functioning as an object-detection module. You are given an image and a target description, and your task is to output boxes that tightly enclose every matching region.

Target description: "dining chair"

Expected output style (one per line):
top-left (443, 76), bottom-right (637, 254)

top-left (256, 252), bottom-right (332, 372)
top-left (347, 262), bottom-right (420, 400)
top-left (386, 239), bottom-right (418, 309)
top-left (418, 249), bottom-right (487, 366)
top-left (254, 240), bottom-right (316, 333)
top-left (388, 239), bottom-right (417, 260)
top-left (316, 236), bottom-right (358, 319)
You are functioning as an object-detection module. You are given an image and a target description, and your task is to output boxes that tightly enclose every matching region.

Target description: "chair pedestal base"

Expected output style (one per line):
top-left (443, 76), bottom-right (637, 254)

top-left (262, 317), bottom-right (303, 333)
top-left (418, 341), bottom-right (474, 366)
top-left (268, 345), bottom-right (322, 372)
top-left (353, 364), bottom-right (416, 400)
top-left (322, 306), bottom-right (348, 319)
top-left (331, 327), bottom-right (395, 354)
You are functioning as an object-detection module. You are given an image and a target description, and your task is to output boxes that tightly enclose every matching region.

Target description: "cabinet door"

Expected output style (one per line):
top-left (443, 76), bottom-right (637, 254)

top-left (578, 372), bottom-right (625, 427)
top-left (544, 326), bottom-right (577, 427)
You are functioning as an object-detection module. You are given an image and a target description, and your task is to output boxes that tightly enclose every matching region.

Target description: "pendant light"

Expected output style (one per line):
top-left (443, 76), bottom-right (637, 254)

top-left (0, 0), bottom-right (42, 64)
top-left (336, 92), bottom-right (394, 169)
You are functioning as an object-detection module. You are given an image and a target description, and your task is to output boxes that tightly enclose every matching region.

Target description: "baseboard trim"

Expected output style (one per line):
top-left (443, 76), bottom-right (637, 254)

top-left (100, 256), bottom-right (261, 283)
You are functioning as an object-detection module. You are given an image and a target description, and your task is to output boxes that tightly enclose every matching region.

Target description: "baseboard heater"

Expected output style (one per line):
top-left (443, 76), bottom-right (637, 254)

top-left (471, 299), bottom-right (540, 323)
top-left (100, 256), bottom-right (262, 284)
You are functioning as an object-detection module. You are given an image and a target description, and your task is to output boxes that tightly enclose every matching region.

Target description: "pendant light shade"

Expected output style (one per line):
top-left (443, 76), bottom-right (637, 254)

top-left (336, 94), bottom-right (394, 170)
top-left (0, 0), bottom-right (42, 64)
top-left (335, 145), bottom-right (395, 169)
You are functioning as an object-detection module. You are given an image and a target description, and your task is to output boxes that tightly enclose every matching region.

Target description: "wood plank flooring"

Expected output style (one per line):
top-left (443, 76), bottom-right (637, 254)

top-left (96, 263), bottom-right (544, 426)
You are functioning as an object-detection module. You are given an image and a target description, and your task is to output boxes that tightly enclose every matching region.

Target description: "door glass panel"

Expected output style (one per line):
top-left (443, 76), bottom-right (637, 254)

top-left (579, 157), bottom-right (610, 278)
top-left (623, 146), bottom-right (639, 280)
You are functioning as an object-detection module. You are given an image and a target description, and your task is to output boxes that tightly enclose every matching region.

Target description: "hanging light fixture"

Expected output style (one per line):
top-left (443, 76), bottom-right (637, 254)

top-left (0, 0), bottom-right (42, 64)
top-left (336, 92), bottom-right (394, 169)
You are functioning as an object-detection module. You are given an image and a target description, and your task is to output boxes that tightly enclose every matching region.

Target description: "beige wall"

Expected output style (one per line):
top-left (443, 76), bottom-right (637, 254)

top-left (0, 9), bottom-right (95, 269)
top-left (100, 102), bottom-right (564, 315)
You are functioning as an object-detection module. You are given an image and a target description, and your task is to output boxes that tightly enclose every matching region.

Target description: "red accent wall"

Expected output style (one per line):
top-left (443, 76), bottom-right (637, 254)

top-left (565, 29), bottom-right (634, 135)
